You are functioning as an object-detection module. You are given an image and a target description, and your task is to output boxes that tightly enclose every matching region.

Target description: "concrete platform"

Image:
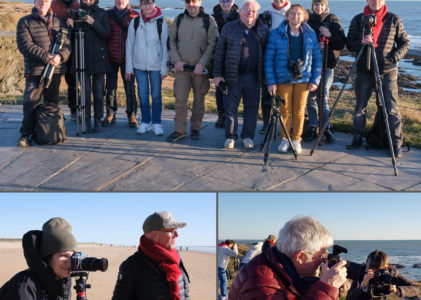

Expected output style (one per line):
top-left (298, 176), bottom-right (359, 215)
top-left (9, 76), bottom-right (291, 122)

top-left (0, 104), bottom-right (420, 191)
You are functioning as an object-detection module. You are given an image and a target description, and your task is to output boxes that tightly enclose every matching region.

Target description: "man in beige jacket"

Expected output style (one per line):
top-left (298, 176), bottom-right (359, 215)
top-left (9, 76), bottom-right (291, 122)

top-left (167, 0), bottom-right (218, 142)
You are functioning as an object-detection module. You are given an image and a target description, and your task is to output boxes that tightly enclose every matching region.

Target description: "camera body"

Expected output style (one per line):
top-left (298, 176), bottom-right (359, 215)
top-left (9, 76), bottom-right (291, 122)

top-left (71, 252), bottom-right (108, 272)
top-left (362, 14), bottom-right (377, 36)
top-left (70, 9), bottom-right (88, 22)
top-left (271, 95), bottom-right (285, 106)
top-left (368, 269), bottom-right (398, 297)
top-left (326, 245), bottom-right (365, 282)
top-left (288, 59), bottom-right (304, 79)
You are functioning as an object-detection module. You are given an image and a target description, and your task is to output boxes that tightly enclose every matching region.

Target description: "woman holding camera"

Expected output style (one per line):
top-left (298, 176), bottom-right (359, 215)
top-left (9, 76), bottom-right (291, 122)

top-left (0, 217), bottom-right (78, 299)
top-left (264, 4), bottom-right (321, 153)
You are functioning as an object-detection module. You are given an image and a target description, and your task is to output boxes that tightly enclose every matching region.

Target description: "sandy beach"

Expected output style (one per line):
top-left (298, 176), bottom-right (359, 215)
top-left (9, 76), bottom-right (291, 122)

top-left (0, 241), bottom-right (216, 300)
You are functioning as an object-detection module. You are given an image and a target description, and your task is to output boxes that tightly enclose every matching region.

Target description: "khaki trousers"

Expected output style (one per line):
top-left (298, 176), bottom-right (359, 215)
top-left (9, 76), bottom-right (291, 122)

top-left (276, 83), bottom-right (309, 141)
top-left (173, 72), bottom-right (210, 134)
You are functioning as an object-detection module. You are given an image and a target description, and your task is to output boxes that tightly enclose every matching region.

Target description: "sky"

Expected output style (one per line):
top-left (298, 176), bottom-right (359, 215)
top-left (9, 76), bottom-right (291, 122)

top-left (0, 193), bottom-right (216, 247)
top-left (218, 193), bottom-right (421, 241)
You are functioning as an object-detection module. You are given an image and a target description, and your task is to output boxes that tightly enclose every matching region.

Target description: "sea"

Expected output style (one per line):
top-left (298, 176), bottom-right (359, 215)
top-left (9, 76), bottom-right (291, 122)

top-left (178, 245), bottom-right (216, 254)
top-left (230, 240), bottom-right (421, 281)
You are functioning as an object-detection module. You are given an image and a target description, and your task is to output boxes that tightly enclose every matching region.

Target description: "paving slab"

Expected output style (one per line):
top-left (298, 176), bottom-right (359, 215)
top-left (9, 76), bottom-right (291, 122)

top-left (0, 104), bottom-right (420, 192)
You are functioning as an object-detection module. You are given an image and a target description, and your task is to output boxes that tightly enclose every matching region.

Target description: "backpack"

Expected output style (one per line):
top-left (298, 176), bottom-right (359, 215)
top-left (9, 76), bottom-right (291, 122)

top-left (33, 103), bottom-right (66, 145)
top-left (258, 11), bottom-right (272, 29)
top-left (133, 16), bottom-right (164, 40)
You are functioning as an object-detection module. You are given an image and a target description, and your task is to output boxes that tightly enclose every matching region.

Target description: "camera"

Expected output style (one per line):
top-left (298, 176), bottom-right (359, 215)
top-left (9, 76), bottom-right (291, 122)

top-left (367, 269), bottom-right (398, 298)
top-left (71, 252), bottom-right (108, 272)
top-left (327, 245), bottom-right (365, 282)
top-left (288, 59), bottom-right (303, 79)
top-left (271, 95), bottom-right (285, 106)
top-left (70, 9), bottom-right (88, 22)
top-left (217, 81), bottom-right (228, 95)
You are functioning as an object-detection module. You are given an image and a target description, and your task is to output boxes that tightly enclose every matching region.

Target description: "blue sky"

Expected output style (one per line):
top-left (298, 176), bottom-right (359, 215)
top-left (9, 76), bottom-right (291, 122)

top-left (0, 193), bottom-right (216, 246)
top-left (218, 193), bottom-right (421, 241)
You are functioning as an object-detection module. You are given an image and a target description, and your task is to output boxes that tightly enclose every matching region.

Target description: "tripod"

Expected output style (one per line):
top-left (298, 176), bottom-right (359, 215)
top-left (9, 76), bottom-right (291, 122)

top-left (317, 36), bottom-right (329, 141)
top-left (309, 43), bottom-right (398, 176)
top-left (260, 96), bottom-right (297, 165)
top-left (74, 28), bottom-right (87, 135)
top-left (71, 272), bottom-right (90, 300)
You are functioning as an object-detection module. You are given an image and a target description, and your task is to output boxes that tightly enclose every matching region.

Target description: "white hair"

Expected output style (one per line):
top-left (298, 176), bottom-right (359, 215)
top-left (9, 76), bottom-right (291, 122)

top-left (240, 0), bottom-right (261, 11)
top-left (276, 216), bottom-right (333, 257)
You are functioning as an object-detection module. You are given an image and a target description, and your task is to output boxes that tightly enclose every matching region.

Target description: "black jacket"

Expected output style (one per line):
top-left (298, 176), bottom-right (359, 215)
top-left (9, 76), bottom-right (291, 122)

top-left (16, 8), bottom-right (71, 77)
top-left (212, 4), bottom-right (240, 33)
top-left (213, 19), bottom-right (269, 85)
top-left (111, 249), bottom-right (191, 300)
top-left (308, 11), bottom-right (346, 69)
top-left (346, 11), bottom-right (409, 74)
top-left (0, 231), bottom-right (72, 300)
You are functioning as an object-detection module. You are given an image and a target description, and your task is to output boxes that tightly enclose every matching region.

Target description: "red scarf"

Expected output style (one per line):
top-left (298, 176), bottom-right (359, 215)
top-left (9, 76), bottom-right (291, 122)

top-left (141, 6), bottom-right (162, 23)
top-left (266, 239), bottom-right (276, 246)
top-left (139, 235), bottom-right (182, 300)
top-left (218, 243), bottom-right (229, 247)
top-left (273, 1), bottom-right (289, 10)
top-left (363, 4), bottom-right (387, 47)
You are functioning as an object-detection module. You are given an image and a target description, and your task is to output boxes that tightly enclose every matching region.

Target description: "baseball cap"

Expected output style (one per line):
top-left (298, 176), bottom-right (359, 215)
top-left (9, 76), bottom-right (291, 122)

top-left (143, 211), bottom-right (187, 234)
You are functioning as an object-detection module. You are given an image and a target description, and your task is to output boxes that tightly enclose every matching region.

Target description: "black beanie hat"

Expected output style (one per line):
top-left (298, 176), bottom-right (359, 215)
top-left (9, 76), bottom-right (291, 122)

top-left (40, 217), bottom-right (78, 258)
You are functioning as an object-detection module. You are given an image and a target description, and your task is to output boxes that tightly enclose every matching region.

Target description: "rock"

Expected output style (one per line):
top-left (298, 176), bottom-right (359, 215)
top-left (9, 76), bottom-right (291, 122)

top-left (413, 264), bottom-right (421, 268)
top-left (391, 263), bottom-right (405, 269)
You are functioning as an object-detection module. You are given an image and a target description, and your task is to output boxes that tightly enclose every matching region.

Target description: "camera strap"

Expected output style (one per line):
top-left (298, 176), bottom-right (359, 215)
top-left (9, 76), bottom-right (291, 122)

top-left (287, 25), bottom-right (304, 63)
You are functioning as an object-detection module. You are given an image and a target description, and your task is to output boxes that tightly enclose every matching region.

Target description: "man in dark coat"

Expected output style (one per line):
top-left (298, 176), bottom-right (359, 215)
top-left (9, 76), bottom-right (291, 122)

top-left (112, 211), bottom-right (190, 300)
top-left (213, 0), bottom-right (269, 150)
top-left (212, 0), bottom-right (240, 128)
top-left (346, 0), bottom-right (409, 157)
top-left (16, 0), bottom-right (71, 147)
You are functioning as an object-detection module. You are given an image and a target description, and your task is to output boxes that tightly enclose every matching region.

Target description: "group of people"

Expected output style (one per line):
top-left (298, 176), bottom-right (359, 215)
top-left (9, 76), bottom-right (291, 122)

top-left (0, 211), bottom-right (191, 300)
top-left (16, 0), bottom-right (409, 158)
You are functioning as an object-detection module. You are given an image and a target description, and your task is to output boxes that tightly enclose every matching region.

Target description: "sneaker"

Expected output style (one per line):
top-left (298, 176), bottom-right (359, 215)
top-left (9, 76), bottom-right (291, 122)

top-left (324, 129), bottom-right (336, 144)
top-left (242, 138), bottom-right (254, 149)
top-left (166, 131), bottom-right (187, 142)
top-left (153, 124), bottom-right (164, 136)
top-left (224, 138), bottom-right (235, 149)
top-left (277, 139), bottom-right (289, 153)
top-left (394, 146), bottom-right (403, 158)
top-left (190, 129), bottom-right (200, 140)
top-left (304, 126), bottom-right (317, 142)
top-left (17, 136), bottom-right (30, 147)
top-left (292, 139), bottom-right (302, 154)
top-left (136, 122), bottom-right (152, 134)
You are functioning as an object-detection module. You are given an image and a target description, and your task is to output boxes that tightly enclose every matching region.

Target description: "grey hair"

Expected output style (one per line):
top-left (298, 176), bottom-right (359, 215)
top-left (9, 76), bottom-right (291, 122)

top-left (276, 216), bottom-right (333, 257)
top-left (240, 0), bottom-right (261, 11)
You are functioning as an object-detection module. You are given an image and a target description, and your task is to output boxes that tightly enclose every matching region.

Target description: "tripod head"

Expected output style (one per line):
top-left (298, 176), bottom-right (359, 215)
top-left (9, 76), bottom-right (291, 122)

top-left (362, 14), bottom-right (377, 37)
top-left (271, 95), bottom-right (285, 110)
top-left (71, 272), bottom-right (90, 300)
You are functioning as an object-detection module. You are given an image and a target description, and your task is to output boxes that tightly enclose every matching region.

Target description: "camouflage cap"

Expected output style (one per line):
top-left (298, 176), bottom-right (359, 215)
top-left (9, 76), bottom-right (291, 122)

top-left (143, 211), bottom-right (187, 234)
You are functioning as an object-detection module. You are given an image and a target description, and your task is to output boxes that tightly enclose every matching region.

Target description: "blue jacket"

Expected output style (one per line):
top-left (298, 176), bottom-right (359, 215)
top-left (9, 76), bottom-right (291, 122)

top-left (264, 20), bottom-right (322, 86)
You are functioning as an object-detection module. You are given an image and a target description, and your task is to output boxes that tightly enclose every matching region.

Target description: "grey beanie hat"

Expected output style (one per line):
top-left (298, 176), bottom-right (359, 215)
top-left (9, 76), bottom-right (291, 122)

top-left (40, 217), bottom-right (78, 258)
top-left (143, 211), bottom-right (187, 234)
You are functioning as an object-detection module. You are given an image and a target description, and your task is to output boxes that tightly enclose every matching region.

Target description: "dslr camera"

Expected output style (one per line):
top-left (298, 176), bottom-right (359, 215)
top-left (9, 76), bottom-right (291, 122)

top-left (368, 269), bottom-right (398, 298)
top-left (271, 95), bottom-right (285, 106)
top-left (362, 14), bottom-right (377, 27)
top-left (70, 8), bottom-right (88, 22)
top-left (288, 59), bottom-right (304, 79)
top-left (327, 245), bottom-right (365, 282)
top-left (71, 252), bottom-right (108, 272)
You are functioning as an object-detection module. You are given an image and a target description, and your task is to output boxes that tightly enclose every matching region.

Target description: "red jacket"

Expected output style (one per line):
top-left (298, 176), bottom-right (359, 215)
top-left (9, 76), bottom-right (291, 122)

top-left (51, 0), bottom-right (79, 20)
top-left (107, 7), bottom-right (138, 64)
top-left (229, 247), bottom-right (339, 300)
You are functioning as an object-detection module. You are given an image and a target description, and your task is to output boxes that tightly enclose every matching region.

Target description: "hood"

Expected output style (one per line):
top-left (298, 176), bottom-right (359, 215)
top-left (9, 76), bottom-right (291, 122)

top-left (309, 8), bottom-right (330, 23)
top-left (22, 230), bottom-right (72, 298)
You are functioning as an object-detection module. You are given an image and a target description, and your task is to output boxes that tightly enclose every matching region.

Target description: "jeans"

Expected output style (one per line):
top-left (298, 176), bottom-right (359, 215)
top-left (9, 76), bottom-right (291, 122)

top-left (84, 73), bottom-right (105, 121)
top-left (134, 69), bottom-right (162, 124)
top-left (307, 68), bottom-right (334, 128)
top-left (218, 267), bottom-right (228, 298)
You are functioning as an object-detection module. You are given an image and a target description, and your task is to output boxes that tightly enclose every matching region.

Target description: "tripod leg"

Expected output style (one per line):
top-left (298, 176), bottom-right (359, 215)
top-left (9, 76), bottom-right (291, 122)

top-left (310, 45), bottom-right (367, 156)
top-left (260, 114), bottom-right (276, 165)
top-left (75, 32), bottom-right (80, 136)
top-left (278, 115), bottom-right (297, 160)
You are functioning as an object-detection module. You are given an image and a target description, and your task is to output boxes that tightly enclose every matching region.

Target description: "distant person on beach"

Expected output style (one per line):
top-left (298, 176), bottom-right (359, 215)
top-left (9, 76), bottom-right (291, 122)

top-left (112, 211), bottom-right (190, 300)
top-left (16, 0), bottom-right (71, 147)
top-left (229, 216), bottom-right (349, 300)
top-left (166, 0), bottom-right (218, 142)
top-left (213, 0), bottom-right (269, 150)
top-left (217, 239), bottom-right (238, 300)
top-left (0, 217), bottom-right (77, 299)
top-left (346, 250), bottom-right (420, 300)
top-left (212, 0), bottom-right (240, 129)
top-left (346, 0), bottom-right (409, 158)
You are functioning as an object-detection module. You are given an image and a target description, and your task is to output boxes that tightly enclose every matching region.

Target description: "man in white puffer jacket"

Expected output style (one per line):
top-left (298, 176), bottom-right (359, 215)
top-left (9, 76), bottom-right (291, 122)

top-left (217, 240), bottom-right (238, 300)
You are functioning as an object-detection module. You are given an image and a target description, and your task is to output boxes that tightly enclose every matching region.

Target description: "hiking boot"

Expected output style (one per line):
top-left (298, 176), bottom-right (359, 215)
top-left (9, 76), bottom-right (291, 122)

top-left (304, 126), bottom-right (317, 142)
top-left (128, 114), bottom-right (138, 128)
top-left (166, 131), bottom-right (187, 142)
top-left (93, 119), bottom-right (101, 133)
top-left (242, 138), bottom-right (254, 149)
top-left (324, 129), bottom-right (336, 144)
top-left (278, 139), bottom-right (289, 153)
top-left (215, 112), bottom-right (225, 128)
top-left (152, 124), bottom-right (164, 136)
top-left (346, 134), bottom-right (363, 149)
top-left (190, 129), bottom-right (200, 140)
top-left (394, 146), bottom-right (403, 158)
top-left (292, 139), bottom-right (302, 154)
top-left (224, 138), bottom-right (235, 149)
top-left (136, 122), bottom-right (152, 134)
top-left (17, 135), bottom-right (30, 147)
top-left (259, 122), bottom-right (269, 134)
top-left (101, 114), bottom-right (115, 127)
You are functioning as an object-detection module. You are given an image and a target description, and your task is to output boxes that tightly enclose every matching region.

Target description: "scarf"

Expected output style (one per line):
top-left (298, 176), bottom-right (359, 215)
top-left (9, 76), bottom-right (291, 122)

top-left (218, 243), bottom-right (229, 247)
top-left (272, 1), bottom-right (289, 10)
top-left (266, 239), bottom-right (276, 246)
top-left (141, 6), bottom-right (162, 23)
top-left (112, 6), bottom-right (130, 21)
top-left (363, 4), bottom-right (388, 47)
top-left (139, 235), bottom-right (182, 300)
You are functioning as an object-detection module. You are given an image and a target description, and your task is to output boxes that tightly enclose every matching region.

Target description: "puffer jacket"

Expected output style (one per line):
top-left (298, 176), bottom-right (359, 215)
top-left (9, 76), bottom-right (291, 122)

top-left (213, 19), bottom-right (269, 85)
top-left (0, 231), bottom-right (72, 300)
top-left (125, 11), bottom-right (169, 75)
top-left (212, 4), bottom-right (239, 33)
top-left (16, 8), bottom-right (71, 77)
top-left (265, 19), bottom-right (322, 86)
top-left (107, 6), bottom-right (138, 64)
top-left (346, 11), bottom-right (409, 74)
top-left (229, 246), bottom-right (339, 300)
top-left (111, 249), bottom-right (190, 300)
top-left (308, 10), bottom-right (346, 69)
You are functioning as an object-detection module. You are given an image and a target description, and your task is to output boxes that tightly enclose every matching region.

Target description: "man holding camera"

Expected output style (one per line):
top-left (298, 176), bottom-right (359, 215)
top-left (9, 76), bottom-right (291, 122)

top-left (16, 0), bottom-right (71, 147)
top-left (217, 240), bottom-right (238, 300)
top-left (346, 0), bottom-right (409, 157)
top-left (112, 211), bottom-right (190, 300)
top-left (213, 0), bottom-right (269, 150)
top-left (346, 250), bottom-right (420, 300)
top-left (0, 217), bottom-right (77, 299)
top-left (229, 216), bottom-right (349, 299)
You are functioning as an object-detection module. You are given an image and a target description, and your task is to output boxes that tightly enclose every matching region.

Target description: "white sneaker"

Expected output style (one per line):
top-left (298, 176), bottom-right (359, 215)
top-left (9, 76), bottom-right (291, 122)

top-left (242, 138), bottom-right (254, 149)
top-left (153, 124), bottom-right (164, 136)
top-left (292, 139), bottom-right (302, 154)
top-left (136, 122), bottom-right (151, 134)
top-left (224, 138), bottom-right (235, 149)
top-left (277, 139), bottom-right (289, 153)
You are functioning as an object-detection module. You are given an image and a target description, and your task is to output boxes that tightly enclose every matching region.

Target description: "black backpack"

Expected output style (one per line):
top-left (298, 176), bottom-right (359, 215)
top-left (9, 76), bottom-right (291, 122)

top-left (33, 103), bottom-right (66, 145)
